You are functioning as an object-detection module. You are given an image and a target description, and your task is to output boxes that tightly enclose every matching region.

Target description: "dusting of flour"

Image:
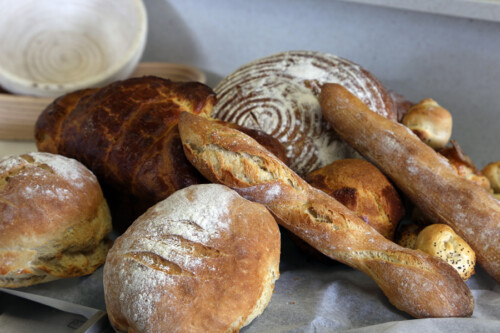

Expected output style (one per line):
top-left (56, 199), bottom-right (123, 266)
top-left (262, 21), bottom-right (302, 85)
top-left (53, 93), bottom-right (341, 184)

top-left (111, 184), bottom-right (238, 332)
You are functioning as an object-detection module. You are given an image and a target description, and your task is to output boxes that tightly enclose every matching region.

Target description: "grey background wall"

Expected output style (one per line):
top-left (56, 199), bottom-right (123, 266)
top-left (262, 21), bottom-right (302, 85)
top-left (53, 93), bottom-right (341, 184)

top-left (141, 0), bottom-right (500, 167)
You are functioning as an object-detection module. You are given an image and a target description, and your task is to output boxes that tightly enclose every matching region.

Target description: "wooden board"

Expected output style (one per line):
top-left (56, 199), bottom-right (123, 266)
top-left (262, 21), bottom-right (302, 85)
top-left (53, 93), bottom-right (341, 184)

top-left (0, 62), bottom-right (206, 140)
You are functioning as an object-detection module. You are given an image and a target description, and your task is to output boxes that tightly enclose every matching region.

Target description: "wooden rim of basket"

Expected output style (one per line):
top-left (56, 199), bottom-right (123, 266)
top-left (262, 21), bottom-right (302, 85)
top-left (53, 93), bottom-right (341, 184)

top-left (0, 62), bottom-right (206, 140)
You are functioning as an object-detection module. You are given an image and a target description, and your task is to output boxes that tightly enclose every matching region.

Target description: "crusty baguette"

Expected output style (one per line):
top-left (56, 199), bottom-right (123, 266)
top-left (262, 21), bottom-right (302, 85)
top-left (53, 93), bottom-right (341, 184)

top-left (319, 83), bottom-right (500, 283)
top-left (177, 112), bottom-right (474, 318)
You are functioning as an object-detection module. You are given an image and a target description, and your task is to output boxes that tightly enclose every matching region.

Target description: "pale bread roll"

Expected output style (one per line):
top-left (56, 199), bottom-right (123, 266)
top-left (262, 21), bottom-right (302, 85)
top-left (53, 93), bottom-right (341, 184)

top-left (482, 161), bottom-right (500, 193)
top-left (415, 224), bottom-right (476, 281)
top-left (212, 50), bottom-right (397, 176)
top-left (402, 98), bottom-right (452, 150)
top-left (103, 184), bottom-right (280, 333)
top-left (0, 152), bottom-right (112, 288)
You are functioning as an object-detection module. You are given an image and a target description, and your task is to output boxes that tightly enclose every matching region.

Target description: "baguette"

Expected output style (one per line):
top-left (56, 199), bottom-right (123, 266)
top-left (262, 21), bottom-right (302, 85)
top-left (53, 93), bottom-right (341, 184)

top-left (177, 112), bottom-right (474, 318)
top-left (319, 83), bottom-right (500, 283)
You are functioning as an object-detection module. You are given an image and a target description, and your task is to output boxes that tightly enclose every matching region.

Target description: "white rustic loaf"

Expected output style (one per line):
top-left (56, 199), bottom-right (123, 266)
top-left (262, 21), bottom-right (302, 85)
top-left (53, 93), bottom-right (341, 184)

top-left (103, 184), bottom-right (281, 332)
top-left (212, 50), bottom-right (398, 176)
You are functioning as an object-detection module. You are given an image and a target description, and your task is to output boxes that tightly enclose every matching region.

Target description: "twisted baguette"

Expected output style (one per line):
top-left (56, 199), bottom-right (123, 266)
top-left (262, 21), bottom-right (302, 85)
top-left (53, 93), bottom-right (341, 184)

top-left (319, 83), bottom-right (500, 283)
top-left (177, 112), bottom-right (474, 318)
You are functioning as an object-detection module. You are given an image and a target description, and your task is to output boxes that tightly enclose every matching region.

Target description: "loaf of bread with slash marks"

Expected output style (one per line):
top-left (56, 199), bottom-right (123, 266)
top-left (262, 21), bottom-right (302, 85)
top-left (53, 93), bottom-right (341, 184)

top-left (319, 83), bottom-right (500, 284)
top-left (103, 184), bottom-right (280, 332)
top-left (35, 76), bottom-right (287, 231)
top-left (177, 112), bottom-right (474, 318)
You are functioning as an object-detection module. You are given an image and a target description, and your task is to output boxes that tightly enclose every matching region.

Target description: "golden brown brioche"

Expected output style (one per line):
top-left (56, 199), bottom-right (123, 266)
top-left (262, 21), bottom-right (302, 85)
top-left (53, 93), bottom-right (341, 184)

top-left (482, 161), bottom-right (500, 194)
top-left (103, 184), bottom-right (280, 333)
top-left (320, 83), bottom-right (500, 284)
top-left (178, 112), bottom-right (474, 318)
top-left (0, 152), bottom-right (111, 288)
top-left (212, 50), bottom-right (397, 176)
top-left (402, 98), bottom-right (452, 150)
top-left (34, 76), bottom-right (288, 231)
top-left (306, 159), bottom-right (405, 240)
top-left (439, 140), bottom-right (491, 190)
top-left (415, 224), bottom-right (476, 281)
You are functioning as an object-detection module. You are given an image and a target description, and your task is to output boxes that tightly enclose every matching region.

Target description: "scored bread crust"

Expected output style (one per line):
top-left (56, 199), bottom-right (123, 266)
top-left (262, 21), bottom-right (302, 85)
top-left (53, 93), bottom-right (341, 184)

top-left (212, 50), bottom-right (397, 176)
top-left (34, 76), bottom-right (289, 231)
top-left (320, 83), bottom-right (500, 284)
top-left (0, 152), bottom-right (112, 288)
top-left (306, 159), bottom-right (405, 240)
top-left (177, 112), bottom-right (474, 319)
top-left (103, 184), bottom-right (280, 333)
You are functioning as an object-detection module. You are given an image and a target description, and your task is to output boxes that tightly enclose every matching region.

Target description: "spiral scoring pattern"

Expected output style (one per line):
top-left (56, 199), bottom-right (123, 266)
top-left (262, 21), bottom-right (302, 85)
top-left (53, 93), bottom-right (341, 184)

top-left (213, 51), bottom-right (396, 176)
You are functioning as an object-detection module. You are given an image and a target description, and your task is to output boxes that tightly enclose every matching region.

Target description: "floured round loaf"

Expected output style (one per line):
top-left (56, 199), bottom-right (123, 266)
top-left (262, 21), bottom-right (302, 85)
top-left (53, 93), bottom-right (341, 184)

top-left (103, 184), bottom-right (281, 333)
top-left (212, 50), bottom-right (397, 176)
top-left (0, 152), bottom-right (112, 288)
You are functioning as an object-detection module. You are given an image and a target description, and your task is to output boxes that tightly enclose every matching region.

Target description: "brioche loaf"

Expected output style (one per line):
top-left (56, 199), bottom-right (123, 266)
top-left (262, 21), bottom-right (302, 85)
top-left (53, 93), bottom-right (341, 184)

top-left (103, 184), bottom-right (280, 332)
top-left (211, 50), bottom-right (398, 176)
top-left (177, 112), bottom-right (474, 318)
top-left (320, 83), bottom-right (500, 283)
top-left (306, 159), bottom-right (405, 240)
top-left (35, 76), bottom-right (288, 231)
top-left (0, 152), bottom-right (111, 288)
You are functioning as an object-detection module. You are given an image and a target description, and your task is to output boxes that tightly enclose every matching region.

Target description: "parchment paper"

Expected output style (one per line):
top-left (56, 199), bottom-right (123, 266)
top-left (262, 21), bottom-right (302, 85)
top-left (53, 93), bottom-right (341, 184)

top-left (15, 230), bottom-right (500, 332)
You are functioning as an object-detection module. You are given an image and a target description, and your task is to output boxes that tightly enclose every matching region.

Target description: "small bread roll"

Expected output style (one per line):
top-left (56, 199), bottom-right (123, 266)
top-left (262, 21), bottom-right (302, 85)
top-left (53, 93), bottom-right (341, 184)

top-left (306, 159), bottom-right (405, 240)
top-left (396, 223), bottom-right (422, 249)
top-left (415, 224), bottom-right (475, 281)
top-left (103, 184), bottom-right (280, 333)
top-left (402, 98), bottom-right (452, 150)
top-left (0, 152), bottom-right (112, 288)
top-left (482, 161), bottom-right (500, 193)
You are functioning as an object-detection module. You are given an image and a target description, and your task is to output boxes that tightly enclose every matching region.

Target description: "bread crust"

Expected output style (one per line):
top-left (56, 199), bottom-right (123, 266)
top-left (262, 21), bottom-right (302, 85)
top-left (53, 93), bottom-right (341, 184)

top-left (306, 159), bottom-right (405, 240)
top-left (212, 51), bottom-right (397, 176)
top-left (103, 184), bottom-right (280, 332)
top-left (0, 152), bottom-right (111, 287)
top-left (177, 112), bottom-right (474, 318)
top-left (320, 83), bottom-right (500, 284)
top-left (34, 76), bottom-right (288, 231)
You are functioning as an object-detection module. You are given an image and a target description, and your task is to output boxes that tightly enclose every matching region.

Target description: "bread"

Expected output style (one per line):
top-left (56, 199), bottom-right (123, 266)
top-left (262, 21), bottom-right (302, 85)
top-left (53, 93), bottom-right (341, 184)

top-left (388, 90), bottom-right (414, 122)
top-left (439, 140), bottom-right (490, 190)
top-left (395, 223), bottom-right (422, 249)
top-left (103, 184), bottom-right (280, 332)
top-left (320, 83), bottom-right (500, 284)
top-left (306, 159), bottom-right (405, 240)
top-left (34, 76), bottom-right (215, 230)
top-left (402, 98), bottom-right (452, 150)
top-left (211, 50), bottom-right (398, 176)
top-left (35, 76), bottom-right (288, 231)
top-left (0, 152), bottom-right (111, 288)
top-left (482, 161), bottom-right (500, 193)
top-left (415, 224), bottom-right (476, 281)
top-left (177, 112), bottom-right (474, 318)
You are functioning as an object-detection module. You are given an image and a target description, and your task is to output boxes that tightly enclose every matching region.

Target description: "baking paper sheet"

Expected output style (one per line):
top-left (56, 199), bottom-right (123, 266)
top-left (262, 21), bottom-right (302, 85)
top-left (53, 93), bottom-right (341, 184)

top-left (12, 231), bottom-right (500, 332)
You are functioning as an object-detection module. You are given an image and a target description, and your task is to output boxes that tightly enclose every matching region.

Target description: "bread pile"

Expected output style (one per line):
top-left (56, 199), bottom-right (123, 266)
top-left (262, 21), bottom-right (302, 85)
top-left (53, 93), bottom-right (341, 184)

top-left (0, 152), bottom-right (111, 287)
top-left (3, 50), bottom-right (500, 331)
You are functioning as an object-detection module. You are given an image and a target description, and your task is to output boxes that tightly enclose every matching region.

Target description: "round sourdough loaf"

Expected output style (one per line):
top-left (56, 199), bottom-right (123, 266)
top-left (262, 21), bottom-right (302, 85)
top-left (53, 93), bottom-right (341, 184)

top-left (212, 50), bottom-right (397, 176)
top-left (0, 152), bottom-right (112, 288)
top-left (103, 184), bottom-right (280, 333)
